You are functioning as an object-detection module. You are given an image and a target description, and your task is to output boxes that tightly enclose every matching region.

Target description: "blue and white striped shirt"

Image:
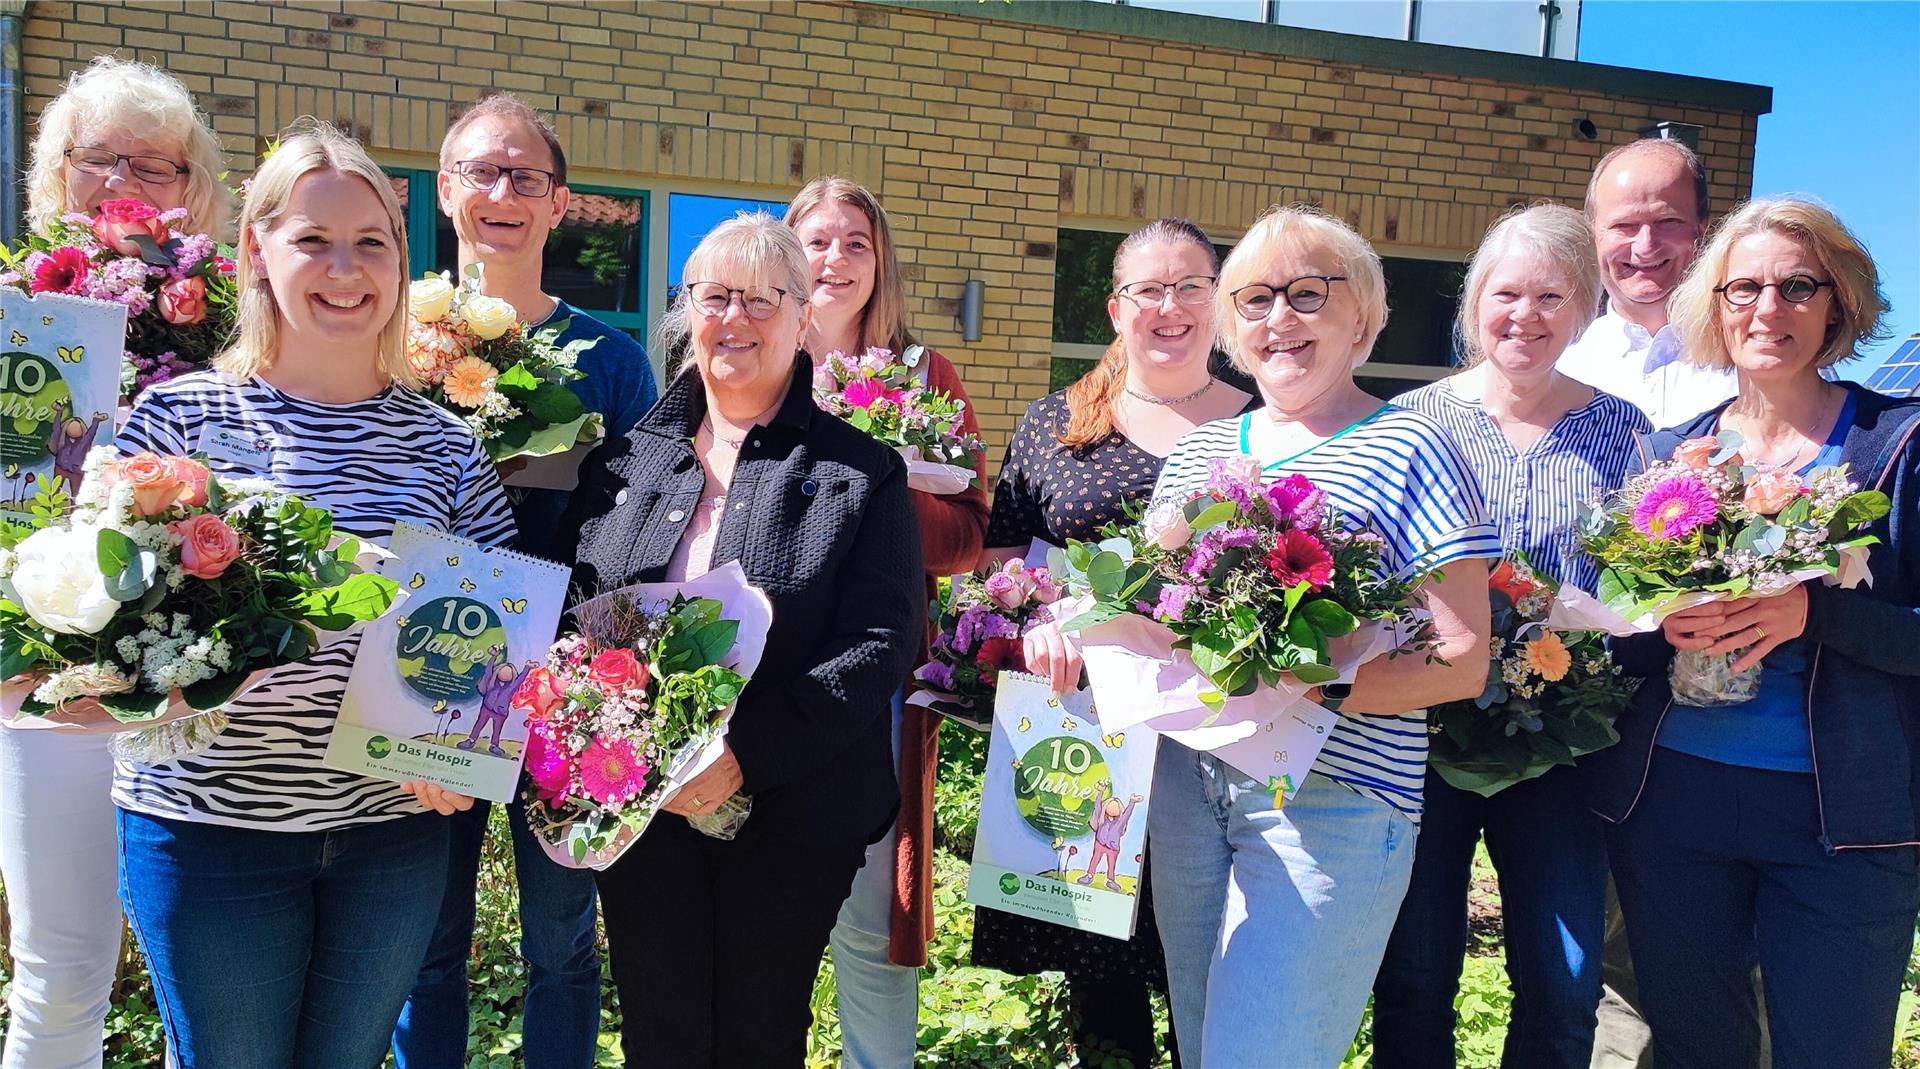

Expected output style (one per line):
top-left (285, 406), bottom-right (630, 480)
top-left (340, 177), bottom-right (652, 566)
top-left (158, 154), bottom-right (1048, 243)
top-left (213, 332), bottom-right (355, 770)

top-left (1394, 379), bottom-right (1650, 594)
top-left (1154, 404), bottom-right (1502, 822)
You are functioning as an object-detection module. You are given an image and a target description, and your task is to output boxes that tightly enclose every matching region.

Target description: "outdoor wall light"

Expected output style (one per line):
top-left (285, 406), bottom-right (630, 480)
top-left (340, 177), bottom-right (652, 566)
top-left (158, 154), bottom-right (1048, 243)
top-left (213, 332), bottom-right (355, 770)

top-left (1640, 121), bottom-right (1703, 150)
top-left (1573, 116), bottom-right (1599, 141)
top-left (959, 279), bottom-right (984, 342)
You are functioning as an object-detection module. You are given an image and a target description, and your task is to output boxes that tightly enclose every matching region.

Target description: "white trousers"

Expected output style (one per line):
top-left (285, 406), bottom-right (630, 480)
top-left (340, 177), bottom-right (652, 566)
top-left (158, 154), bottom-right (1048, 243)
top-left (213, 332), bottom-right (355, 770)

top-left (829, 696), bottom-right (919, 1068)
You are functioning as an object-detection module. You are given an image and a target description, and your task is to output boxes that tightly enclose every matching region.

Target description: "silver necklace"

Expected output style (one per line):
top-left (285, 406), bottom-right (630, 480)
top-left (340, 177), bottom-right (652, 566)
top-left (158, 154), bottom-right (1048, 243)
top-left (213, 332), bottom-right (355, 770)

top-left (1125, 378), bottom-right (1214, 406)
top-left (701, 418), bottom-right (744, 449)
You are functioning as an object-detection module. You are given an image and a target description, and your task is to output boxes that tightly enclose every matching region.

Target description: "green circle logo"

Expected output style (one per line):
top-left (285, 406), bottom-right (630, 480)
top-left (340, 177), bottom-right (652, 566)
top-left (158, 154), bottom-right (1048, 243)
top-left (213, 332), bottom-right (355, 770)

top-left (998, 872), bottom-right (1020, 895)
top-left (395, 596), bottom-right (507, 701)
top-left (366, 736), bottom-right (392, 759)
top-left (1014, 735), bottom-right (1111, 839)
top-left (0, 351), bottom-right (73, 466)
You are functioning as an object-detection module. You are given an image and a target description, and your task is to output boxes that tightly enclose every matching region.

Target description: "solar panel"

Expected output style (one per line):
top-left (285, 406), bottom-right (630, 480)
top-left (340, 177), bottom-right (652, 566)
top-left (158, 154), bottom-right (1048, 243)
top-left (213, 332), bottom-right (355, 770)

top-left (1866, 335), bottom-right (1920, 396)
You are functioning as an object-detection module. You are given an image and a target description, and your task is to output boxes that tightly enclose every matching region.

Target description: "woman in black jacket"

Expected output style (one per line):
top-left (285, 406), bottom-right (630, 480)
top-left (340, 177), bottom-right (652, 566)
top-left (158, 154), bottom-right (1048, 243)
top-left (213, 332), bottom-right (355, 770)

top-left (1586, 197), bottom-right (1920, 1069)
top-left (559, 211), bottom-right (923, 1068)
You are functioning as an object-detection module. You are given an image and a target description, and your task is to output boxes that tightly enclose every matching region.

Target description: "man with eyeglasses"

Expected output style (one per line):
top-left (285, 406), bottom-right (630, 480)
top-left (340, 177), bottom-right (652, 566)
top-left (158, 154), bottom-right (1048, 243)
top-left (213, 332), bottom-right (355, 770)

top-left (392, 91), bottom-right (655, 1069)
top-left (1557, 138), bottom-right (1736, 431)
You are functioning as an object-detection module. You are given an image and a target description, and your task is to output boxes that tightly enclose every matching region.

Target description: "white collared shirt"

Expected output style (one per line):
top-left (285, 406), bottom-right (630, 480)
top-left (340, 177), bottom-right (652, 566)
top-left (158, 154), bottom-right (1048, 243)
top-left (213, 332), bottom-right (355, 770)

top-left (1558, 307), bottom-right (1738, 431)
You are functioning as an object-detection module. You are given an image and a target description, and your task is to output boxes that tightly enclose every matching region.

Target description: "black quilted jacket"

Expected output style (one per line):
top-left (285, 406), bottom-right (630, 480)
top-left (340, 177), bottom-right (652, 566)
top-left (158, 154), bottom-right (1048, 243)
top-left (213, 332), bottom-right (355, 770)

top-left (557, 355), bottom-right (924, 845)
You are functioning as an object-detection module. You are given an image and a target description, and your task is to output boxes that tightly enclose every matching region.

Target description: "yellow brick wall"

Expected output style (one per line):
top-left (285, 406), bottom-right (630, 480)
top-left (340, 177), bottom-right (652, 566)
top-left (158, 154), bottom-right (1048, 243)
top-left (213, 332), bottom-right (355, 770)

top-left (22, 0), bottom-right (1761, 443)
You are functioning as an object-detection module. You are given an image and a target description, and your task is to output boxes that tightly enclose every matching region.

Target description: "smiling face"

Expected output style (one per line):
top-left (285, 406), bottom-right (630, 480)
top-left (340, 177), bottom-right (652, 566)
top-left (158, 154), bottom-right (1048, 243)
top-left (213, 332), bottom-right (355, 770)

top-left (1717, 229), bottom-right (1839, 385)
top-left (1107, 239), bottom-right (1217, 375)
top-left (1589, 148), bottom-right (1704, 314)
top-left (688, 257), bottom-right (812, 403)
top-left (1231, 243), bottom-right (1365, 410)
top-left (65, 125), bottom-right (190, 217)
top-left (436, 114), bottom-right (568, 265)
top-left (253, 168), bottom-right (401, 353)
top-left (1475, 244), bottom-right (1584, 380)
top-left (794, 198), bottom-right (877, 337)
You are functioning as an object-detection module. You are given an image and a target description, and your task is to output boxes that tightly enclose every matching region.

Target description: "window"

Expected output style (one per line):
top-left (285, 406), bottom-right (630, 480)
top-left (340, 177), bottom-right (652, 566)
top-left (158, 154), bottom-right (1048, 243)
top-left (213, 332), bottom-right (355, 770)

top-left (665, 192), bottom-right (791, 301)
top-left (429, 185), bottom-right (651, 337)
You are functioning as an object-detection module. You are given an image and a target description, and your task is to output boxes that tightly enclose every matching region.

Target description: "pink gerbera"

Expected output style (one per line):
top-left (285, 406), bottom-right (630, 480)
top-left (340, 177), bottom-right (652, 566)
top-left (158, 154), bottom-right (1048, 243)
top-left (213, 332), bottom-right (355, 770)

top-left (840, 376), bottom-right (903, 410)
top-left (30, 247), bottom-right (91, 294)
top-left (577, 737), bottom-right (649, 804)
top-left (1632, 475), bottom-right (1720, 540)
top-left (1266, 529), bottom-right (1336, 590)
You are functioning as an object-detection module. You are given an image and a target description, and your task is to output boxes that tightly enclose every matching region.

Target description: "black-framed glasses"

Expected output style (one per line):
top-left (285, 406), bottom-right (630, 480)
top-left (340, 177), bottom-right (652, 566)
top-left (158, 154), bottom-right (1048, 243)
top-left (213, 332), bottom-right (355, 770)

top-left (684, 282), bottom-right (798, 322)
top-left (1231, 275), bottom-right (1347, 319)
top-left (1714, 274), bottom-right (1833, 308)
top-left (450, 159), bottom-right (557, 198)
top-left (65, 146), bottom-right (188, 185)
top-left (1114, 275), bottom-right (1217, 309)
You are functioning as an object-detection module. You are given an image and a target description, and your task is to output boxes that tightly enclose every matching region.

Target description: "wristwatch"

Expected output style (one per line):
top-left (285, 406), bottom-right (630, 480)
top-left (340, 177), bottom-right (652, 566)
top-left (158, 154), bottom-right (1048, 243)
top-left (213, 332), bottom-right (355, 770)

top-left (1318, 682), bottom-right (1352, 713)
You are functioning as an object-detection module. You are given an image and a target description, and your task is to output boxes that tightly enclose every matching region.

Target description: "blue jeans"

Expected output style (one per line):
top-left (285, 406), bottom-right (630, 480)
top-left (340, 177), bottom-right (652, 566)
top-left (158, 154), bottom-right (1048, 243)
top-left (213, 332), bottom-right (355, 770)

top-left (1608, 747), bottom-right (1920, 1069)
top-left (1372, 765), bottom-right (1607, 1068)
top-left (1150, 740), bottom-right (1416, 1067)
top-left (117, 808), bottom-right (449, 1069)
top-left (392, 796), bottom-right (601, 1069)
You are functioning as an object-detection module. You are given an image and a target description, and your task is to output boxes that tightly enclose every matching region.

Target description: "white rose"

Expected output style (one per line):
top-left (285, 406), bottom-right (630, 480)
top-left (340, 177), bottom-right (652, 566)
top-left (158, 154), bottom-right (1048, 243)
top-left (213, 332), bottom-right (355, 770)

top-left (460, 294), bottom-right (519, 340)
top-left (1141, 498), bottom-right (1194, 551)
top-left (8, 526), bottom-right (119, 635)
top-left (409, 274), bottom-right (456, 323)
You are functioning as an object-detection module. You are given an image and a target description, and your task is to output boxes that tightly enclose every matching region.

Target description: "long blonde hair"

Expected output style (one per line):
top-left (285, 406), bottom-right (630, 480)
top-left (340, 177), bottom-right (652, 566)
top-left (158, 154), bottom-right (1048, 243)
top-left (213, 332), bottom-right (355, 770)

top-left (215, 121), bottom-right (414, 387)
top-left (1057, 219), bottom-right (1221, 449)
top-left (783, 176), bottom-right (916, 355)
top-left (26, 55), bottom-right (236, 242)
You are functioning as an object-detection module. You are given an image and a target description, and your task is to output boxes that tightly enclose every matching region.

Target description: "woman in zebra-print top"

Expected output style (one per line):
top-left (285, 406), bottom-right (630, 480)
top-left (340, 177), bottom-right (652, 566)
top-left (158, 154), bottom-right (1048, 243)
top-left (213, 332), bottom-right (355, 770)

top-left (111, 123), bottom-right (515, 1068)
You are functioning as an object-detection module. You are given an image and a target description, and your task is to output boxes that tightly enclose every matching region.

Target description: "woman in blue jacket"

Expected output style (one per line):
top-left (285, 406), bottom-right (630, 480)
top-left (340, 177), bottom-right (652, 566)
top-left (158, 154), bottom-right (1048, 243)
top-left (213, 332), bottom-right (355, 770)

top-left (1586, 197), bottom-right (1920, 1069)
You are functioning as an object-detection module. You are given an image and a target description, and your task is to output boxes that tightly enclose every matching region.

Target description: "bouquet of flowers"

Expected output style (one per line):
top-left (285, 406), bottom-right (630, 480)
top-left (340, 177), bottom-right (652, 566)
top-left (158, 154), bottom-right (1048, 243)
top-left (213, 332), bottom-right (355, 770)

top-left (1428, 557), bottom-right (1624, 796)
top-left (1576, 430), bottom-right (1889, 704)
top-left (0, 448), bottom-right (400, 755)
top-left (1056, 456), bottom-right (1433, 708)
top-left (519, 562), bottom-right (772, 868)
top-left (811, 345), bottom-right (985, 494)
top-left (0, 198), bottom-right (238, 398)
top-left (911, 558), bottom-right (1061, 729)
top-left (406, 265), bottom-right (605, 464)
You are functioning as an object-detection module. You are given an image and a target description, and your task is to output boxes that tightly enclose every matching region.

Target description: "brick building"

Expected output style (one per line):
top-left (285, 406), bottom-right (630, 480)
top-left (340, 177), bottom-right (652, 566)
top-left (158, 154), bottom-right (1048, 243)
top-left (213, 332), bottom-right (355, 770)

top-left (14, 0), bottom-right (1770, 446)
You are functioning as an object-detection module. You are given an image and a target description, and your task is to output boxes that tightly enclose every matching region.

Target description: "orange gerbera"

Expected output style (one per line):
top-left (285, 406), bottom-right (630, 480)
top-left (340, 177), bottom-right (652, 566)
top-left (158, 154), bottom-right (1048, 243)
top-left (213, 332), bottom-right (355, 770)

top-left (1524, 631), bottom-right (1572, 683)
top-left (442, 356), bottom-right (498, 408)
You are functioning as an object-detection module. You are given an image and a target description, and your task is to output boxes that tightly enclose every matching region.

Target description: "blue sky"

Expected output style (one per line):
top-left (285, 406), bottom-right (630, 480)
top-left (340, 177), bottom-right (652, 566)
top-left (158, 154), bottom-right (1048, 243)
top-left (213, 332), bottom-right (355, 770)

top-left (1581, 1), bottom-right (1920, 371)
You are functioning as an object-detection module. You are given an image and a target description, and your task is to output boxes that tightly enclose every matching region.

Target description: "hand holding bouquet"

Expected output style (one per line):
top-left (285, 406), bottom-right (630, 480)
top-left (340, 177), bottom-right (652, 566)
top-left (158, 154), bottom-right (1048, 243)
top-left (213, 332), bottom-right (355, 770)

top-left (407, 266), bottom-right (605, 463)
top-left (0, 448), bottom-right (399, 749)
top-left (520, 563), bottom-right (771, 868)
top-left (1576, 430), bottom-right (1889, 703)
top-left (1, 198), bottom-right (238, 398)
top-left (911, 558), bottom-right (1062, 729)
top-left (1428, 556), bottom-right (1624, 796)
top-left (811, 345), bottom-right (985, 494)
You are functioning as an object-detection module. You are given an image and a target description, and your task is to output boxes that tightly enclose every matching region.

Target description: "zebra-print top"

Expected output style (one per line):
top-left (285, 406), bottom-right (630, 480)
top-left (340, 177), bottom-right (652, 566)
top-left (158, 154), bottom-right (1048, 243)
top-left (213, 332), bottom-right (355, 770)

top-left (112, 371), bottom-right (516, 832)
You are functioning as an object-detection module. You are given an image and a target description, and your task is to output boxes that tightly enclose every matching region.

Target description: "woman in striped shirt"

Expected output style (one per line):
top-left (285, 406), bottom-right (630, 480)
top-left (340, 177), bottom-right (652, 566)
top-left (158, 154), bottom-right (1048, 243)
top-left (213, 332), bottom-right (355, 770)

top-left (111, 123), bottom-right (516, 1067)
top-left (1373, 204), bottom-right (1648, 1068)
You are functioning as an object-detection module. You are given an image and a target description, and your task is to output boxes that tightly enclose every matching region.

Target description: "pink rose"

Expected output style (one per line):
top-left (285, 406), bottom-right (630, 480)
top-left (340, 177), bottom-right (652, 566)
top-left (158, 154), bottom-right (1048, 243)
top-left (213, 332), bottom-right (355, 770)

top-left (587, 648), bottom-right (649, 693)
top-left (169, 513), bottom-right (241, 579)
top-left (811, 361), bottom-right (840, 395)
top-left (90, 198), bottom-right (169, 258)
top-left (1029, 565), bottom-right (1062, 604)
top-left (117, 452), bottom-right (191, 517)
top-left (1742, 468), bottom-right (1804, 515)
top-left (158, 276), bottom-right (208, 326)
top-left (168, 457), bottom-right (209, 509)
top-left (983, 569), bottom-right (1026, 611)
top-left (510, 665), bottom-right (567, 721)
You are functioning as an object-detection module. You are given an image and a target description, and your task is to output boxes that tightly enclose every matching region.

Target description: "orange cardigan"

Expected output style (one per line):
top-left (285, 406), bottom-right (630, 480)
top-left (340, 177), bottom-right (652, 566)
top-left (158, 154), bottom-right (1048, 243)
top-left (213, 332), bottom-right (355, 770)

top-left (889, 348), bottom-right (989, 966)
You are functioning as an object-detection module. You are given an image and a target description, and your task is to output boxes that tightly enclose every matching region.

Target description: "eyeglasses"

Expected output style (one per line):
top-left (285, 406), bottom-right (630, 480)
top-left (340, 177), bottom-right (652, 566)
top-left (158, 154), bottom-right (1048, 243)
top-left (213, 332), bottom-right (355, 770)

top-left (1485, 290), bottom-right (1568, 314)
top-left (1114, 275), bottom-right (1217, 309)
top-left (65, 146), bottom-right (188, 185)
top-left (450, 160), bottom-right (557, 198)
top-left (1230, 275), bottom-right (1347, 320)
top-left (1715, 274), bottom-right (1833, 308)
top-left (684, 282), bottom-right (798, 322)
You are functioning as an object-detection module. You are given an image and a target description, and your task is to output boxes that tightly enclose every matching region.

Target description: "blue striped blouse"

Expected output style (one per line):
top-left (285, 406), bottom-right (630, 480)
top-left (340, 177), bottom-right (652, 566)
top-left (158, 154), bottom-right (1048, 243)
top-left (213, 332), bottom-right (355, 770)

top-left (1394, 379), bottom-right (1650, 594)
top-left (1153, 404), bottom-right (1503, 822)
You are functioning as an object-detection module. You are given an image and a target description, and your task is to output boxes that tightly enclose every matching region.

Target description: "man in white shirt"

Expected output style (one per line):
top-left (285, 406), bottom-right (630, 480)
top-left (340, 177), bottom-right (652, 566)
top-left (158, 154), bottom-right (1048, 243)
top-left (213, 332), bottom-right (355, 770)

top-left (1559, 138), bottom-right (1737, 430)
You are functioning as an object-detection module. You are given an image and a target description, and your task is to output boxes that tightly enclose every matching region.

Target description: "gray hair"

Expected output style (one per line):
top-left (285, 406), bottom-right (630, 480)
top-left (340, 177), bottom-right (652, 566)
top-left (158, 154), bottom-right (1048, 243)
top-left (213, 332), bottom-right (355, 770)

top-left (1454, 203), bottom-right (1602, 367)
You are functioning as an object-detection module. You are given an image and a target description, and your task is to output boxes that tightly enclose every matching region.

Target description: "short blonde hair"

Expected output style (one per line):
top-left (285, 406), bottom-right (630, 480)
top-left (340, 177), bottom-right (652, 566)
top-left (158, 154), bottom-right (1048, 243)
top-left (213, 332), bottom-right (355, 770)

top-left (784, 176), bottom-right (916, 355)
top-left (1454, 203), bottom-right (1602, 367)
top-left (1671, 197), bottom-right (1890, 372)
top-left (26, 55), bottom-right (236, 242)
top-left (657, 211), bottom-right (811, 358)
top-left (1215, 205), bottom-right (1388, 372)
top-left (216, 120), bottom-right (414, 387)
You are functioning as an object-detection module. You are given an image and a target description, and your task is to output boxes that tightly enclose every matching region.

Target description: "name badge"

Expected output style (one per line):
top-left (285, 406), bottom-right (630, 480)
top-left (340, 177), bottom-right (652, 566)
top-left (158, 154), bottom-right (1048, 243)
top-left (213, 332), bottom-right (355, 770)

top-left (196, 424), bottom-right (276, 472)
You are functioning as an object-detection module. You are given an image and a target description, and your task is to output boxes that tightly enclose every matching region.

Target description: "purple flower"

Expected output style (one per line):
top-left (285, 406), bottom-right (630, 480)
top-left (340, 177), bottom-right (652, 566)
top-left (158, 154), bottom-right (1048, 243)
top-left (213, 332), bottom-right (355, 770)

top-left (1182, 525), bottom-right (1259, 579)
top-left (917, 660), bottom-right (956, 690)
top-left (1266, 473), bottom-right (1327, 528)
top-left (1205, 457), bottom-right (1261, 512)
top-left (1153, 583), bottom-right (1199, 622)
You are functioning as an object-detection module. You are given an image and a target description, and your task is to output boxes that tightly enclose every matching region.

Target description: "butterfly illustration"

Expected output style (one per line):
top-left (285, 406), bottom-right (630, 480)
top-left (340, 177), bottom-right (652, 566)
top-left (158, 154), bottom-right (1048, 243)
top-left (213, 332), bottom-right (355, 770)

top-left (396, 655), bottom-right (426, 675)
top-left (458, 577), bottom-right (476, 592)
top-left (1274, 749), bottom-right (1290, 765)
top-left (1017, 716), bottom-right (1031, 733)
top-left (407, 572), bottom-right (427, 589)
top-left (40, 316), bottom-right (54, 327)
top-left (7, 330), bottom-right (25, 346)
top-left (1060, 715), bottom-right (1077, 731)
top-left (1101, 731), bottom-right (1126, 749)
top-left (1011, 758), bottom-right (1022, 771)
top-left (430, 698), bottom-right (448, 713)
top-left (55, 345), bottom-right (83, 364)
top-left (491, 567), bottom-right (503, 578)
top-left (2, 464), bottom-right (16, 478)
top-left (445, 555), bottom-right (461, 567)
top-left (395, 615), bottom-right (410, 629)
top-left (500, 597), bottom-right (527, 614)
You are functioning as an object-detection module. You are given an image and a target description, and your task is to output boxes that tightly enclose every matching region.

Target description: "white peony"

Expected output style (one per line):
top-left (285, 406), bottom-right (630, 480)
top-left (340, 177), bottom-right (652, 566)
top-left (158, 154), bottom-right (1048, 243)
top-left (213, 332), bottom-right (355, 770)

top-left (460, 294), bottom-right (519, 340)
top-left (409, 274), bottom-right (456, 323)
top-left (9, 525), bottom-right (120, 635)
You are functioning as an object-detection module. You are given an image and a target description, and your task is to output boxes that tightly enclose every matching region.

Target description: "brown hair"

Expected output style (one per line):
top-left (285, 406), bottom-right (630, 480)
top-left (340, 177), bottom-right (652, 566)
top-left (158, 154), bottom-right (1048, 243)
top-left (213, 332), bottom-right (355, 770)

top-left (782, 175), bottom-right (917, 354)
top-left (439, 92), bottom-right (567, 189)
top-left (1057, 218), bottom-right (1220, 449)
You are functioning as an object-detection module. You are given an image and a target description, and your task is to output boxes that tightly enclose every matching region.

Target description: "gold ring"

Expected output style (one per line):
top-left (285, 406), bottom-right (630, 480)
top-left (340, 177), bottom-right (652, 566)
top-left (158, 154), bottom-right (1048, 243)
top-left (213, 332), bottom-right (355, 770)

top-left (1752, 625), bottom-right (1767, 642)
